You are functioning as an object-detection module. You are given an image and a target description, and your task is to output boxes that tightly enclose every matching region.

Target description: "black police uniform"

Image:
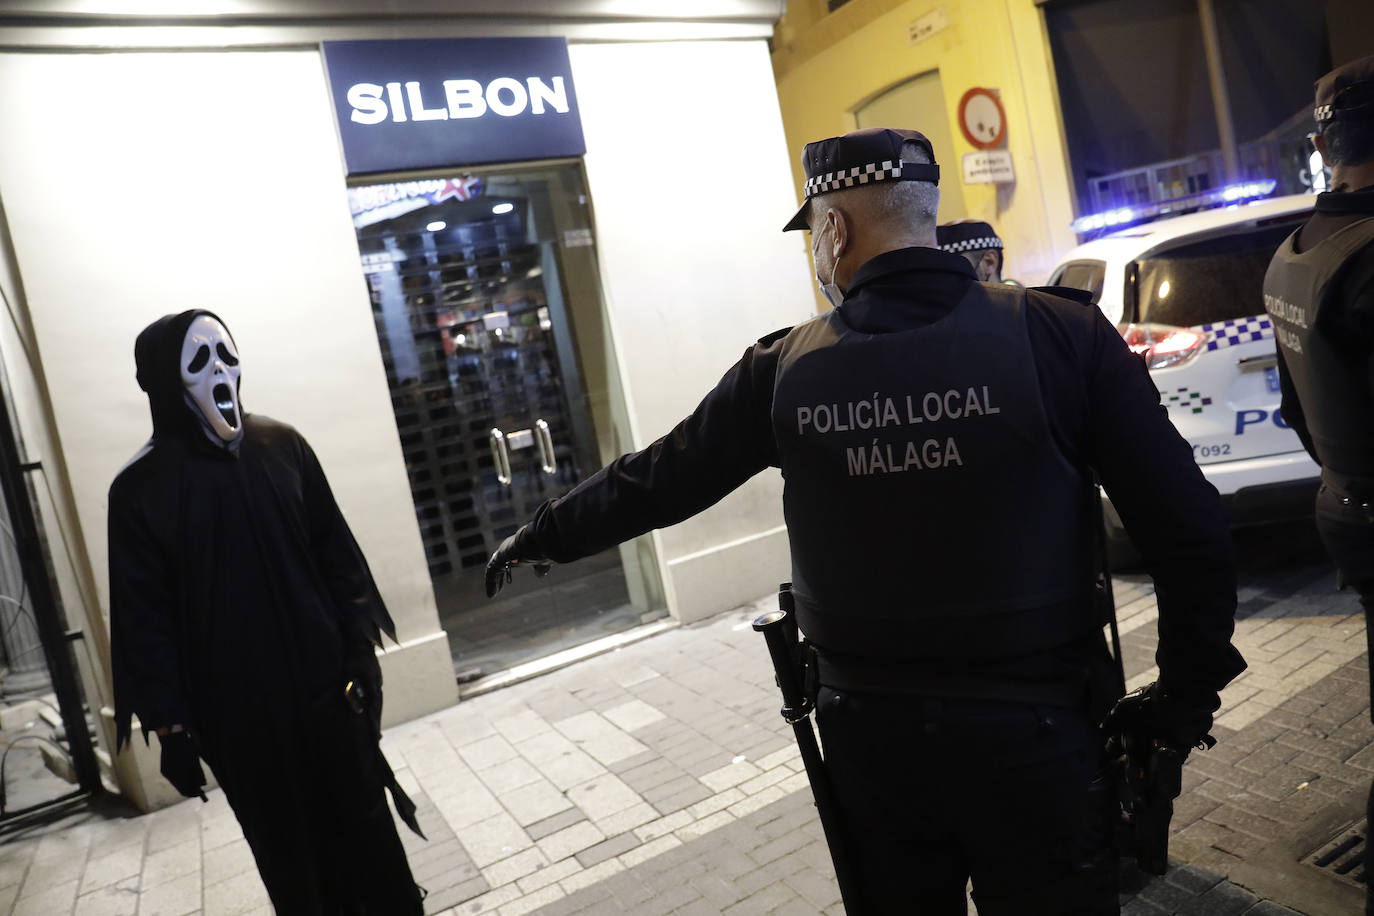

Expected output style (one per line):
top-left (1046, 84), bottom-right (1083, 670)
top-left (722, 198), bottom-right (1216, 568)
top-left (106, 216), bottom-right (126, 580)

top-left (1263, 54), bottom-right (1374, 912)
top-left (497, 245), bottom-right (1243, 911)
top-left (490, 128), bottom-right (1244, 914)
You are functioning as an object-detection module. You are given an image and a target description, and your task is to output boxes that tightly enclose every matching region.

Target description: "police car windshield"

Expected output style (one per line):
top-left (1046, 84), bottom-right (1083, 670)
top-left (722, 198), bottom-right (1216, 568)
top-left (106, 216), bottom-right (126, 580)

top-left (1133, 221), bottom-right (1301, 327)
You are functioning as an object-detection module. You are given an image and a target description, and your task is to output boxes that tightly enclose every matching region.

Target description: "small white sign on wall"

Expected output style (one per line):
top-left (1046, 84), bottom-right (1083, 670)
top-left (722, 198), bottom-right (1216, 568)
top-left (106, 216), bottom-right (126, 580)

top-left (908, 7), bottom-right (948, 45)
top-left (961, 150), bottom-right (1015, 185)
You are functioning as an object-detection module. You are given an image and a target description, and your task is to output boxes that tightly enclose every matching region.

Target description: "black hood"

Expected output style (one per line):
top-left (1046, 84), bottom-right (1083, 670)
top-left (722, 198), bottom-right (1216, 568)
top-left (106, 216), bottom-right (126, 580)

top-left (134, 309), bottom-right (243, 440)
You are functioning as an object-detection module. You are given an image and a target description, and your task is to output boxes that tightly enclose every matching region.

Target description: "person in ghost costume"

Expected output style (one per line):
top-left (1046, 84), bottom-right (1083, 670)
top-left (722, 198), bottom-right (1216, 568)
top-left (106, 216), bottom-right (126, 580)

top-left (109, 310), bottom-right (425, 914)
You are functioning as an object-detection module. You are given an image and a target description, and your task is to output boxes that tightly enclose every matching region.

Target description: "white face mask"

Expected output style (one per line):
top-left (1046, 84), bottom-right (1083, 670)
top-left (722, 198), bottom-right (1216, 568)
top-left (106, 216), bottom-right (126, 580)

top-left (812, 219), bottom-right (844, 308)
top-left (179, 315), bottom-right (243, 445)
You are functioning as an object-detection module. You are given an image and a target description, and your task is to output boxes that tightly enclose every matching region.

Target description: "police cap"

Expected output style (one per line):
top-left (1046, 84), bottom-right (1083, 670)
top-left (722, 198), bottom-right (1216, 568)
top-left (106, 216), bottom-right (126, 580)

top-left (1314, 54), bottom-right (1374, 131)
top-left (936, 220), bottom-right (1003, 254)
top-left (782, 127), bottom-right (940, 232)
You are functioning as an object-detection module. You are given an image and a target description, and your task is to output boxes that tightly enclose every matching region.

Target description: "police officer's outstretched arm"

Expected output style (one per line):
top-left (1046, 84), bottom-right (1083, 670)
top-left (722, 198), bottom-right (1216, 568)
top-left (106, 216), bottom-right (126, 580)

top-left (485, 336), bottom-right (785, 597)
top-left (1084, 306), bottom-right (1246, 734)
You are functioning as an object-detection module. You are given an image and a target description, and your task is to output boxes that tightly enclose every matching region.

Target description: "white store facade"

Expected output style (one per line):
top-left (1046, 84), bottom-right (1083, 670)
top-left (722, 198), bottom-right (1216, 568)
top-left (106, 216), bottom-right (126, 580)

top-left (0, 1), bottom-right (809, 812)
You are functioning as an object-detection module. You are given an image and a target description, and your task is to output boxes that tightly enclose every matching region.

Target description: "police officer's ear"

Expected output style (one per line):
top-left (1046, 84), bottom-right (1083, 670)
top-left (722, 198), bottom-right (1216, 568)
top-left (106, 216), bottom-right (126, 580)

top-left (825, 207), bottom-right (849, 260)
top-left (1313, 132), bottom-right (1331, 169)
top-left (976, 249), bottom-right (1001, 283)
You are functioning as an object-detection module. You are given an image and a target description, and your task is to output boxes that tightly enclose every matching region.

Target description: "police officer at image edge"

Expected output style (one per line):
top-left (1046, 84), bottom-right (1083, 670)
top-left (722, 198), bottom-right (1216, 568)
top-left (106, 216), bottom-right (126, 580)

top-left (1262, 53), bottom-right (1374, 915)
top-left (485, 126), bottom-right (1245, 914)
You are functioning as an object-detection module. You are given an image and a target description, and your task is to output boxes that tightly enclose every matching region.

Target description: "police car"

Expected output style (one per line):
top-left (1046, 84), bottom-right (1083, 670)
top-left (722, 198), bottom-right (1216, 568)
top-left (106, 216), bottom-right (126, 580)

top-left (1048, 192), bottom-right (1321, 560)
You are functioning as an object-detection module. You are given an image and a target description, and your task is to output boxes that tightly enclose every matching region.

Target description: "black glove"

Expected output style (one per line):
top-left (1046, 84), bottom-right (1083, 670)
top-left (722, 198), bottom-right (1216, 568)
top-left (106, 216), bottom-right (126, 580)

top-left (158, 730), bottom-right (207, 801)
top-left (345, 641), bottom-right (384, 730)
top-left (484, 525), bottom-right (552, 598)
top-left (1102, 681), bottom-right (1216, 758)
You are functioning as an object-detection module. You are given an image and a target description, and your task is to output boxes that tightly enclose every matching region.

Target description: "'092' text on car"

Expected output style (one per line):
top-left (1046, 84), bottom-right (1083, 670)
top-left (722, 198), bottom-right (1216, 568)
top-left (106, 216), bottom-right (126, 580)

top-left (1049, 193), bottom-right (1321, 562)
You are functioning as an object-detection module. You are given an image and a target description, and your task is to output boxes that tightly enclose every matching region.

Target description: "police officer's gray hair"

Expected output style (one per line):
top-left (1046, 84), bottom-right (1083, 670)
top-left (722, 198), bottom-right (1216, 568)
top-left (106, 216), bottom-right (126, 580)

top-left (809, 140), bottom-right (939, 233)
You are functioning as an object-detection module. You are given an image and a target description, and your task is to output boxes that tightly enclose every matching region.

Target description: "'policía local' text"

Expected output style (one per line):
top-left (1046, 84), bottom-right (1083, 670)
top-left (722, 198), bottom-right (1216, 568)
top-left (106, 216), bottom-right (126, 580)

top-left (793, 387), bottom-right (1000, 477)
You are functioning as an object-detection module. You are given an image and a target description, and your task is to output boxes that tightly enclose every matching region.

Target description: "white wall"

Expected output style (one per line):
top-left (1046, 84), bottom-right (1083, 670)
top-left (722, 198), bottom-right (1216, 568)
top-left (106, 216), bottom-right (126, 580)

top-left (0, 50), bottom-right (457, 783)
top-left (570, 41), bottom-right (815, 621)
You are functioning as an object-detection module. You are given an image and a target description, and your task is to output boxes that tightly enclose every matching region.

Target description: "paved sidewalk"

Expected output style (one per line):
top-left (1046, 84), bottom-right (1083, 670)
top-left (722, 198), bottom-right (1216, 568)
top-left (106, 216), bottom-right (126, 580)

top-left (0, 533), bottom-right (1370, 914)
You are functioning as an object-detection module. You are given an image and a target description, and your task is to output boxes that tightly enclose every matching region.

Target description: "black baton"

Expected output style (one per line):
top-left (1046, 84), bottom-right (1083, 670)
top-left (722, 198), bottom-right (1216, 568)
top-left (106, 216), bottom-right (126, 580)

top-left (754, 584), bottom-right (866, 915)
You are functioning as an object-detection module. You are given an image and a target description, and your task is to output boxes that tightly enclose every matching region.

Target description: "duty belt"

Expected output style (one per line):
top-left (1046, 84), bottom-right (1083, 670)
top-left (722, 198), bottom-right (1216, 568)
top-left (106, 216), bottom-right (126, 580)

top-left (813, 650), bottom-right (1087, 709)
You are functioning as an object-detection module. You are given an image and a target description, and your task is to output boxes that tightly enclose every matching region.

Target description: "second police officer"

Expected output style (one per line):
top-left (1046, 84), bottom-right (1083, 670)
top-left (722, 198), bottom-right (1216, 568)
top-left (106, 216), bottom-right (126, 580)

top-left (1262, 54), bottom-right (1374, 916)
top-left (486, 127), bottom-right (1246, 914)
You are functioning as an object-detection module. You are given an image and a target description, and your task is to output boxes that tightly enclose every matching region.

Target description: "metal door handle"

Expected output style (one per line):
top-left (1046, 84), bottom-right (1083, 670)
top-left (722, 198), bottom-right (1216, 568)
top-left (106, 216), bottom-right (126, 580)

top-left (489, 428), bottom-right (512, 485)
top-left (1237, 354), bottom-right (1277, 369)
top-left (534, 419), bottom-right (557, 475)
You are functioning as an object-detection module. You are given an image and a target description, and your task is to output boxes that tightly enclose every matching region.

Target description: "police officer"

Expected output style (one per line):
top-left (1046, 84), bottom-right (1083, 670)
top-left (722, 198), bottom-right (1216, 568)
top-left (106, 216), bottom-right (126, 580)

top-left (937, 219), bottom-right (1008, 283)
top-left (487, 127), bottom-right (1245, 914)
top-left (1262, 54), bottom-right (1374, 914)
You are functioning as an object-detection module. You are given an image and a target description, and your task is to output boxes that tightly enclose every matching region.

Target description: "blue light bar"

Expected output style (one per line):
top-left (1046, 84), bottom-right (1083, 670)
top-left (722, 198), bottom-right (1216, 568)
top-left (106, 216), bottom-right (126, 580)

top-left (1072, 178), bottom-right (1278, 234)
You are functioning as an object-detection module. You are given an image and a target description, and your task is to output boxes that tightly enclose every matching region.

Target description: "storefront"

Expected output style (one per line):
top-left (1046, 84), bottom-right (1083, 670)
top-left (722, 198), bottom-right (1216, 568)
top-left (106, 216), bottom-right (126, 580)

top-left (0, 2), bottom-right (810, 811)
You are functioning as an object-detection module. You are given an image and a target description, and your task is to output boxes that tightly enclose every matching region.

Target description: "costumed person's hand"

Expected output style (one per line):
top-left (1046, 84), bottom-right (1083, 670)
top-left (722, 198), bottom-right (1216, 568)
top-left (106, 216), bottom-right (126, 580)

top-left (158, 730), bottom-right (208, 802)
top-left (484, 525), bottom-right (552, 598)
top-left (345, 640), bottom-right (384, 733)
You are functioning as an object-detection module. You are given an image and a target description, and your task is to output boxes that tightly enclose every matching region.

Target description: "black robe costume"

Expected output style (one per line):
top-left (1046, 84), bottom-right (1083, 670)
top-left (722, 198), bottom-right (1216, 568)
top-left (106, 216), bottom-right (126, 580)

top-left (110, 310), bottom-right (424, 914)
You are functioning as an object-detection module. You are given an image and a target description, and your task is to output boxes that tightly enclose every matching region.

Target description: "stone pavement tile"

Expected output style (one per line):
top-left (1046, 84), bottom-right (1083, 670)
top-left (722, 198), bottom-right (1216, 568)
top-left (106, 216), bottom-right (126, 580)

top-left (13, 877), bottom-right (78, 916)
top-left (516, 858), bottom-right (582, 894)
top-left (493, 708), bottom-right (553, 744)
top-left (202, 837), bottom-right (256, 887)
top-left (1176, 881), bottom-right (1260, 916)
top-left (136, 870), bottom-right (200, 916)
top-left (784, 867), bottom-right (841, 910)
top-left (672, 898), bottom-right (723, 916)
top-left (645, 778), bottom-right (712, 814)
top-left (197, 808), bottom-right (243, 853)
top-left (1163, 862), bottom-right (1225, 895)
top-left (483, 847), bottom-right (550, 888)
top-left (533, 747), bottom-right (607, 793)
top-left (202, 867), bottom-right (269, 916)
top-left (558, 857), bottom-right (624, 894)
top-left (536, 820), bottom-right (605, 862)
top-left (602, 699), bottom-right (666, 733)
top-left (72, 880), bottom-right (138, 916)
top-left (699, 760), bottom-right (762, 793)
top-left (574, 831), bottom-right (639, 868)
top-left (0, 883), bottom-right (16, 913)
top-left (554, 712), bottom-right (650, 767)
top-left (476, 756), bottom-right (543, 795)
top-left (17, 848), bottom-right (83, 897)
top-left (33, 821), bottom-right (92, 863)
top-left (1122, 898), bottom-right (1172, 916)
top-left (140, 837), bottom-right (201, 891)
top-left (462, 811), bottom-right (534, 867)
top-left (525, 807), bottom-right (588, 842)
top-left (565, 773), bottom-right (640, 821)
top-left (497, 883), bottom-right (568, 916)
top-left (500, 778), bottom-right (574, 827)
top-left (721, 880), bottom-right (796, 915)
top-left (1244, 902), bottom-right (1305, 915)
top-left (458, 734), bottom-right (520, 771)
top-left (432, 781), bottom-right (504, 832)
top-left (421, 875), bottom-right (488, 913)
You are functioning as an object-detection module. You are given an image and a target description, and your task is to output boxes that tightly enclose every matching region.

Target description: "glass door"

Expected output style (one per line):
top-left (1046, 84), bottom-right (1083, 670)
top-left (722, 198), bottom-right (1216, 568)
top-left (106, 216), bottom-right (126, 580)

top-left (350, 162), bottom-right (664, 683)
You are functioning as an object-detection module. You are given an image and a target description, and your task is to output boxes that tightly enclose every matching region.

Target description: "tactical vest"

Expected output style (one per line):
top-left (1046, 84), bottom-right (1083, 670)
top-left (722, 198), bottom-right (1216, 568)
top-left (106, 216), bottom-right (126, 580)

top-left (771, 283), bottom-right (1092, 662)
top-left (1263, 218), bottom-right (1374, 476)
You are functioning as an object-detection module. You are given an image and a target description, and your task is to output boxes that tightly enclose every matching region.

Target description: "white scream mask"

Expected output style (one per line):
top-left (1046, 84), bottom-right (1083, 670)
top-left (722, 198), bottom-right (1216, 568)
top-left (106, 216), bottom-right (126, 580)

top-left (179, 315), bottom-right (243, 446)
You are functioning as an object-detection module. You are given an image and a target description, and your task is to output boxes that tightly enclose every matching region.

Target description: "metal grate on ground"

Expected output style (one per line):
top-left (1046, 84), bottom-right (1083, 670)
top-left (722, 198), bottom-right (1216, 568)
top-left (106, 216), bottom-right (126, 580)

top-left (1308, 817), bottom-right (1368, 889)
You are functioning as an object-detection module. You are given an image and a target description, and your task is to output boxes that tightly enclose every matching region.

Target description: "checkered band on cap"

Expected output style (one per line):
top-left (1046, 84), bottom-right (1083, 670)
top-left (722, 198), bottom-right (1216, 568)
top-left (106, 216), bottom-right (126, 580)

top-left (940, 237), bottom-right (1003, 253)
top-left (1315, 103), bottom-right (1334, 123)
top-left (804, 160), bottom-right (905, 197)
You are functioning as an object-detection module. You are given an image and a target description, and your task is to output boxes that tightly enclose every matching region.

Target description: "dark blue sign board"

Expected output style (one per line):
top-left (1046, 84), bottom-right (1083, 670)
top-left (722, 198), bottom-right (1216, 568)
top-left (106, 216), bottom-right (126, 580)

top-left (322, 38), bottom-right (586, 176)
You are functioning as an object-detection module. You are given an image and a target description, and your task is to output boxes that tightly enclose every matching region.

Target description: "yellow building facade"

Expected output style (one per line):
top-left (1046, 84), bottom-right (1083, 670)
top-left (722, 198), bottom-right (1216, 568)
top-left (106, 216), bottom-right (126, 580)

top-left (773, 0), bottom-right (1080, 292)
